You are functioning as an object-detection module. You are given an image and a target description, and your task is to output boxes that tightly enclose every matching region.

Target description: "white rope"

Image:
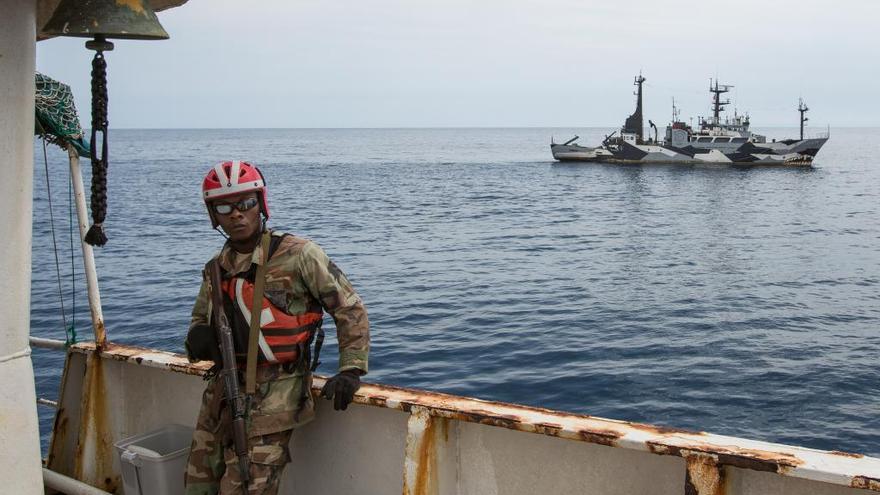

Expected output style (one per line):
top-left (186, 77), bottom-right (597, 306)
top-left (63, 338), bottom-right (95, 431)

top-left (0, 346), bottom-right (32, 364)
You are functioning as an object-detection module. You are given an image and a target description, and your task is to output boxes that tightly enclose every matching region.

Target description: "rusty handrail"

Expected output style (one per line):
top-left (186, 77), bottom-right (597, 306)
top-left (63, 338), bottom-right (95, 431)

top-left (65, 341), bottom-right (880, 492)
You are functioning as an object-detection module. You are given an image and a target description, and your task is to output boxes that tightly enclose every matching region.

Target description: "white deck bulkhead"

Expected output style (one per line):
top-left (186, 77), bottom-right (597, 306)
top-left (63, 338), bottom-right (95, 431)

top-left (0, 1), bottom-right (44, 493)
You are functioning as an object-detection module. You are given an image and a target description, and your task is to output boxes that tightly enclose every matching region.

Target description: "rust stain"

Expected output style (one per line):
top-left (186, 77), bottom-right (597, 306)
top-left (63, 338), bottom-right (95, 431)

top-left (45, 408), bottom-right (69, 469)
top-left (367, 395), bottom-right (389, 408)
top-left (685, 455), bottom-right (725, 495)
top-left (851, 476), bottom-right (880, 491)
top-left (648, 442), bottom-right (676, 456)
top-left (830, 450), bottom-right (865, 459)
top-left (72, 341), bottom-right (212, 377)
top-left (73, 355), bottom-right (119, 493)
top-left (64, 341), bottom-right (880, 491)
top-left (533, 422), bottom-right (564, 436)
top-left (451, 409), bottom-right (521, 429)
top-left (331, 378), bottom-right (601, 419)
top-left (630, 421), bottom-right (706, 436)
top-left (93, 320), bottom-right (106, 349)
top-left (168, 362), bottom-right (210, 376)
top-left (578, 428), bottom-right (622, 447)
top-left (413, 416), bottom-right (440, 495)
top-left (647, 441), bottom-right (803, 474)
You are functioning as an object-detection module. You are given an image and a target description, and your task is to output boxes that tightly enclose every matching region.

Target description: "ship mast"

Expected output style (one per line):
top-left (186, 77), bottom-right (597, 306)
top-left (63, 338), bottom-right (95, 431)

top-left (709, 79), bottom-right (733, 125)
top-left (798, 98), bottom-right (809, 140)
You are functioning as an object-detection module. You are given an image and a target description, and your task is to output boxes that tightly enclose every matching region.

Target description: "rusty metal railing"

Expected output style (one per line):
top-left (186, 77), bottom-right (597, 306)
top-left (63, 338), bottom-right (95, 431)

top-left (62, 341), bottom-right (880, 494)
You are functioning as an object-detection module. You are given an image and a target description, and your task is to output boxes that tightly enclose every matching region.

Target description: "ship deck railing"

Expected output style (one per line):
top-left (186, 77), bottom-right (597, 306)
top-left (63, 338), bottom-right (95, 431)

top-left (31, 336), bottom-right (880, 495)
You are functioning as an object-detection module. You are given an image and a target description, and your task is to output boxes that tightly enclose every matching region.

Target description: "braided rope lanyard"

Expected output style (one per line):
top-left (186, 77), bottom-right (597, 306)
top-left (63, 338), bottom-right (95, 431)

top-left (84, 37), bottom-right (113, 246)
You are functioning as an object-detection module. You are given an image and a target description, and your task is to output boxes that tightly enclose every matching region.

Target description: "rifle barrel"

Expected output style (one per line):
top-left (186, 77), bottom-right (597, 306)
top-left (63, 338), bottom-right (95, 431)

top-left (209, 261), bottom-right (251, 489)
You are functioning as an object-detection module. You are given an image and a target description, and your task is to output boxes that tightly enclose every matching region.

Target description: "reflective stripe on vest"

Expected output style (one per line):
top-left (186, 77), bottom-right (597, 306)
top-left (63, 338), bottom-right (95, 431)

top-left (222, 277), bottom-right (323, 364)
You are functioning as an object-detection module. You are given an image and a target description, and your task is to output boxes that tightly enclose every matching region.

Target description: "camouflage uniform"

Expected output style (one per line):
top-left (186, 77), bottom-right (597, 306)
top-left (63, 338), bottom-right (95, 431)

top-left (185, 231), bottom-right (369, 495)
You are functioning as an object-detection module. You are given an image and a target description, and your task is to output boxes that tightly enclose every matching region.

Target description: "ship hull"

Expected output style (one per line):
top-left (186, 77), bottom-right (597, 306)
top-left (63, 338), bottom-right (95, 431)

top-left (552, 137), bottom-right (828, 166)
top-left (40, 341), bottom-right (880, 495)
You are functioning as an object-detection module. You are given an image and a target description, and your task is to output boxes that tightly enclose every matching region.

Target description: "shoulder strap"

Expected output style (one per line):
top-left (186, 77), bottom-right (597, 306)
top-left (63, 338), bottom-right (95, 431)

top-left (245, 231), bottom-right (271, 395)
top-left (267, 232), bottom-right (288, 259)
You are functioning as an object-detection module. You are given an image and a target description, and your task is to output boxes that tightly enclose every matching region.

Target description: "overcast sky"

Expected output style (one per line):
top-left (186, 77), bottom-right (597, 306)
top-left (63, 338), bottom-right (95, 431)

top-left (36, 0), bottom-right (879, 128)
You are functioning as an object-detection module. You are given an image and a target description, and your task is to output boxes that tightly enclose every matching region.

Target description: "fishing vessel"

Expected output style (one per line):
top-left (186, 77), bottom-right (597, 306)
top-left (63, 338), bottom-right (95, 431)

top-left (4, 3), bottom-right (879, 495)
top-left (551, 75), bottom-right (829, 166)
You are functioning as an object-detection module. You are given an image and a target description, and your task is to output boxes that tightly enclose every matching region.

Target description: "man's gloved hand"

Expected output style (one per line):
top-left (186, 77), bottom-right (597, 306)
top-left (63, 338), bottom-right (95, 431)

top-left (185, 324), bottom-right (221, 363)
top-left (320, 369), bottom-right (361, 411)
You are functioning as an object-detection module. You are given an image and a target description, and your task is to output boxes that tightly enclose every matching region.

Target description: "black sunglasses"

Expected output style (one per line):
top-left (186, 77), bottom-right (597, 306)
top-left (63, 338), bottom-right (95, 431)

top-left (213, 197), bottom-right (259, 215)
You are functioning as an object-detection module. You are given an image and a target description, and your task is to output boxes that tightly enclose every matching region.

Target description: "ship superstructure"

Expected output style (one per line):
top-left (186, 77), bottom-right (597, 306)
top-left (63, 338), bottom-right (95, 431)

top-left (552, 75), bottom-right (828, 165)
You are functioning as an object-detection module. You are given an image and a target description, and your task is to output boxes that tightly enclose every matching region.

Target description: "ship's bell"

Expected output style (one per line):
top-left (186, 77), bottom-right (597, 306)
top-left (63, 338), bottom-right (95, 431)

top-left (41, 0), bottom-right (169, 40)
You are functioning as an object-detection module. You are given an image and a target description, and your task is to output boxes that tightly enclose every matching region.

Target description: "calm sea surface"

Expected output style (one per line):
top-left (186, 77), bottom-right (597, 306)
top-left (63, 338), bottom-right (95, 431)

top-left (30, 127), bottom-right (880, 455)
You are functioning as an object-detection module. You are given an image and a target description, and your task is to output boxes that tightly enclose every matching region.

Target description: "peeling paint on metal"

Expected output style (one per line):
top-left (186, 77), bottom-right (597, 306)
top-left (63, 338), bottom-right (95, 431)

top-left (70, 342), bottom-right (213, 376)
top-left (684, 454), bottom-right (724, 495)
top-left (578, 428), bottom-right (622, 447)
top-left (630, 422), bottom-right (706, 437)
top-left (93, 320), bottom-right (106, 349)
top-left (532, 422), bottom-right (564, 437)
top-left (647, 441), bottom-right (802, 474)
top-left (851, 476), bottom-right (880, 491)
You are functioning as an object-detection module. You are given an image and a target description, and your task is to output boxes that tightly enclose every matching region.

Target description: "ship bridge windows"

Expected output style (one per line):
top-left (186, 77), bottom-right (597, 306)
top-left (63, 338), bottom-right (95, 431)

top-left (715, 137), bottom-right (731, 143)
top-left (696, 137), bottom-right (713, 143)
top-left (731, 137), bottom-right (747, 143)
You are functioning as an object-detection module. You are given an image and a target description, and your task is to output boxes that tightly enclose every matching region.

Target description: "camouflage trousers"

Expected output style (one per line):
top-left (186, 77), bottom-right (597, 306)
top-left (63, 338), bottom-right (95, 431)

top-left (185, 373), bottom-right (295, 495)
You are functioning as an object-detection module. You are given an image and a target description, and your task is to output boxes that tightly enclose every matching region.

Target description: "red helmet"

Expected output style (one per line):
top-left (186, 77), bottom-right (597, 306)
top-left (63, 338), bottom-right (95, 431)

top-left (202, 160), bottom-right (269, 227)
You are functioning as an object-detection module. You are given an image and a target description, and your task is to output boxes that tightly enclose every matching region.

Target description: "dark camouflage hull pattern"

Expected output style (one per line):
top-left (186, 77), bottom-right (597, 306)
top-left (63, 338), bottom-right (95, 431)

top-left (551, 137), bottom-right (828, 166)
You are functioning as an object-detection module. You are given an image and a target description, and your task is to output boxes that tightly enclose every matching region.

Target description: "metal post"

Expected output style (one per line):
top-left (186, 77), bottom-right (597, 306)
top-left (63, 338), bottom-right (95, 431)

top-left (0, 1), bottom-right (44, 493)
top-left (67, 145), bottom-right (106, 347)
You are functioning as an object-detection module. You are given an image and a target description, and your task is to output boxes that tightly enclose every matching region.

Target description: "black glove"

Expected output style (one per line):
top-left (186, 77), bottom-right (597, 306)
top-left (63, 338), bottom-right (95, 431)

top-left (320, 369), bottom-right (361, 411)
top-left (185, 324), bottom-right (221, 364)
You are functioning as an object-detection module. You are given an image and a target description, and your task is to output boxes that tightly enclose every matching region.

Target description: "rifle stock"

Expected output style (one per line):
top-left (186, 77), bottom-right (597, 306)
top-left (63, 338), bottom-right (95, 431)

top-left (209, 260), bottom-right (250, 493)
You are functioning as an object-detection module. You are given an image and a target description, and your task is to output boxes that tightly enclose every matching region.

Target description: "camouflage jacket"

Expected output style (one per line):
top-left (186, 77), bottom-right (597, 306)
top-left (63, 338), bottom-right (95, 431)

top-left (186, 230), bottom-right (369, 432)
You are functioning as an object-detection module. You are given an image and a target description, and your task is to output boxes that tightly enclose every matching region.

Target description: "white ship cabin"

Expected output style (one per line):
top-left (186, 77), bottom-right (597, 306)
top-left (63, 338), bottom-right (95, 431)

top-left (621, 132), bottom-right (638, 144)
top-left (664, 115), bottom-right (767, 147)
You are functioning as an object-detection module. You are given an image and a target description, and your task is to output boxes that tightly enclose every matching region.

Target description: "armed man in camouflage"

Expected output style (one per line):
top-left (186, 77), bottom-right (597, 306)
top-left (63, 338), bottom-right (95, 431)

top-left (184, 160), bottom-right (369, 495)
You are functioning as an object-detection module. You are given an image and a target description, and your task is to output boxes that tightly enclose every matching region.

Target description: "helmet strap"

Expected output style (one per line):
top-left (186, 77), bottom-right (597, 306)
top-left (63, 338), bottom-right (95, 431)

top-left (213, 225), bottom-right (229, 241)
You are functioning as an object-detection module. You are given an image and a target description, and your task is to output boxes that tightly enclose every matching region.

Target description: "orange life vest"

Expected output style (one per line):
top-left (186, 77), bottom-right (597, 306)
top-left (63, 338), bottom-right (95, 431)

top-left (219, 234), bottom-right (323, 366)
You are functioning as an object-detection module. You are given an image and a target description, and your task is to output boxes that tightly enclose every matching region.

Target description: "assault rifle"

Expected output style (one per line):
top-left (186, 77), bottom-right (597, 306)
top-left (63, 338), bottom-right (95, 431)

top-left (208, 260), bottom-right (250, 494)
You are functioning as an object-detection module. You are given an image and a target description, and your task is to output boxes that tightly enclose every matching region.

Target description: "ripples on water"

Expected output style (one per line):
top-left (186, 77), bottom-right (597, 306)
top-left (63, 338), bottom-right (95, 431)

top-left (31, 127), bottom-right (880, 455)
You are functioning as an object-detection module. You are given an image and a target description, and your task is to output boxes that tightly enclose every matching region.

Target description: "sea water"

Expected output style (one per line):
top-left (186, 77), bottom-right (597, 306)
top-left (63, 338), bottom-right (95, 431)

top-left (30, 127), bottom-right (880, 455)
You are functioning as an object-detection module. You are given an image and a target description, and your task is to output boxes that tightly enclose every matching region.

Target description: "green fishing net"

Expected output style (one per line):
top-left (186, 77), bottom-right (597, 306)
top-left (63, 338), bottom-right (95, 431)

top-left (34, 72), bottom-right (90, 157)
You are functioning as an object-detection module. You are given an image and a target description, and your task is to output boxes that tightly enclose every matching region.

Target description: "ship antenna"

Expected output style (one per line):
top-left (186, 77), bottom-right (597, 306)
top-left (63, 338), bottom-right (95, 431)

top-left (798, 98), bottom-right (809, 140)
